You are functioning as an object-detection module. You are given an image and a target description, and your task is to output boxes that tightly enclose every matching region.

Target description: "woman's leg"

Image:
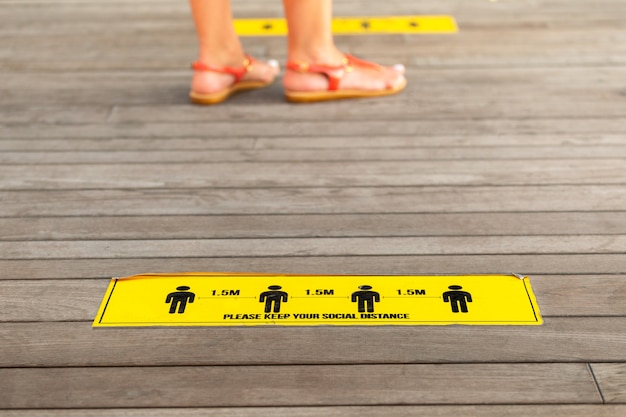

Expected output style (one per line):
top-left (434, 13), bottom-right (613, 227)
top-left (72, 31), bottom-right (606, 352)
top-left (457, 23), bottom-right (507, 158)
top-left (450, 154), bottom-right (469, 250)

top-left (283, 0), bottom-right (341, 65)
top-left (189, 0), bottom-right (278, 95)
top-left (282, 0), bottom-right (405, 93)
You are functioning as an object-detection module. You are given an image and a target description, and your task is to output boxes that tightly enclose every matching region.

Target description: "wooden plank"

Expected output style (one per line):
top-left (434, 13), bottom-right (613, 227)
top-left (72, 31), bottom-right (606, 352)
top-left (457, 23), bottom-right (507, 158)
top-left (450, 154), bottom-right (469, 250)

top-left (2, 68), bottom-right (626, 117)
top-left (100, 65), bottom-right (626, 119)
top-left (0, 137), bottom-right (257, 152)
top-left (3, 134), bottom-right (625, 151)
top-left (0, 143), bottom-right (626, 165)
top-left (2, 236), bottom-right (625, 260)
top-left (0, 364), bottom-right (601, 408)
top-left (591, 363), bottom-right (626, 404)
top-left (3, 119), bottom-right (626, 140)
top-left (2, 405), bottom-right (626, 417)
top-left (1, 275), bottom-right (623, 322)
top-left (531, 275), bottom-right (626, 317)
top-left (3, 119), bottom-right (626, 141)
top-left (349, 29), bottom-right (626, 65)
top-left (2, 212), bottom-right (625, 241)
top-left (4, 274), bottom-right (623, 321)
top-left (2, 255), bottom-right (624, 280)
top-left (2, 159), bottom-right (626, 190)
top-left (3, 30), bottom-right (626, 71)
top-left (252, 134), bottom-right (626, 149)
top-left (1, 0), bottom-right (624, 29)
top-left (4, 146), bottom-right (626, 164)
top-left (2, 186), bottom-right (625, 217)
top-left (3, 36), bottom-right (626, 74)
top-left (0, 106), bottom-right (109, 125)
top-left (0, 0), bottom-right (623, 93)
top-left (5, 27), bottom-right (626, 57)
top-left (1, 318), bottom-right (625, 367)
top-left (0, 279), bottom-right (108, 322)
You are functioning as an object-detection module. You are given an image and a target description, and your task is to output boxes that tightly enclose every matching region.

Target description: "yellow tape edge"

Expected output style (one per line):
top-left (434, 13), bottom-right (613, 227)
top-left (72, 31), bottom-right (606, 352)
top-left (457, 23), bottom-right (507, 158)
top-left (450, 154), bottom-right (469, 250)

top-left (93, 278), bottom-right (118, 327)
top-left (111, 272), bottom-right (527, 280)
top-left (522, 276), bottom-right (543, 325)
top-left (95, 322), bottom-right (541, 327)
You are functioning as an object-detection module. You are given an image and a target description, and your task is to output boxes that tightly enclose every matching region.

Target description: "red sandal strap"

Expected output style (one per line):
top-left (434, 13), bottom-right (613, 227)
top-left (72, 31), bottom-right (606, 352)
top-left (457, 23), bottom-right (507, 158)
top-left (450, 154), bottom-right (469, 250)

top-left (343, 54), bottom-right (383, 70)
top-left (286, 54), bottom-right (385, 91)
top-left (191, 55), bottom-right (255, 83)
top-left (286, 61), bottom-right (344, 91)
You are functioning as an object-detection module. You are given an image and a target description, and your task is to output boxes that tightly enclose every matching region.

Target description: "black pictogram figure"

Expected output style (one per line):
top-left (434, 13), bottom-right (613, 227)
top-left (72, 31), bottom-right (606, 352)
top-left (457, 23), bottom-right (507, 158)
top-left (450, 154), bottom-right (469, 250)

top-left (165, 286), bottom-right (195, 314)
top-left (263, 23), bottom-right (273, 31)
top-left (409, 21), bottom-right (419, 28)
top-left (361, 21), bottom-right (371, 30)
top-left (259, 285), bottom-right (288, 313)
top-left (351, 285), bottom-right (380, 313)
top-left (442, 285), bottom-right (472, 313)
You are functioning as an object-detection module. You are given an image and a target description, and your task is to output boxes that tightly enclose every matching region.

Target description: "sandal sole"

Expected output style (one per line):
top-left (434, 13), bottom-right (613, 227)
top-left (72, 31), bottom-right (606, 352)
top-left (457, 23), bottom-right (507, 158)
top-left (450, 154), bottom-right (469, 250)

top-left (190, 80), bottom-right (272, 105)
top-left (284, 78), bottom-right (407, 103)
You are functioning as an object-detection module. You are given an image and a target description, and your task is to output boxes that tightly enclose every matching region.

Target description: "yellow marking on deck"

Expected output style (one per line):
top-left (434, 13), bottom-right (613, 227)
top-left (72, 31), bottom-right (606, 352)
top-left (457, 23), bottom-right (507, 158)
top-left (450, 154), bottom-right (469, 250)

top-left (93, 273), bottom-right (541, 327)
top-left (234, 16), bottom-right (458, 36)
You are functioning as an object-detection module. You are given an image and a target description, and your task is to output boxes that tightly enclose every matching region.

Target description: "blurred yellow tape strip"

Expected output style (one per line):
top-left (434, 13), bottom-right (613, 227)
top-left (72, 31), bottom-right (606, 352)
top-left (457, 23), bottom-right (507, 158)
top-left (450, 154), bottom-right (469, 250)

top-left (234, 15), bottom-right (458, 36)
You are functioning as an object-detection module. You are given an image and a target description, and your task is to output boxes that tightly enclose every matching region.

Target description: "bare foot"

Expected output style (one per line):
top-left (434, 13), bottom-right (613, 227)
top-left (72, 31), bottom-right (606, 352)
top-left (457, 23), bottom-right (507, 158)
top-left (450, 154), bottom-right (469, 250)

top-left (283, 54), bottom-right (406, 93)
top-left (191, 57), bottom-right (280, 95)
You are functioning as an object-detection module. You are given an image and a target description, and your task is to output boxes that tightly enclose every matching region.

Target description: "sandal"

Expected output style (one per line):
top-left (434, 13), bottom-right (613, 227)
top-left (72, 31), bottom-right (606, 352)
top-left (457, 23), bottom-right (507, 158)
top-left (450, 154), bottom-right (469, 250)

top-left (189, 55), bottom-right (277, 105)
top-left (284, 54), bottom-right (406, 103)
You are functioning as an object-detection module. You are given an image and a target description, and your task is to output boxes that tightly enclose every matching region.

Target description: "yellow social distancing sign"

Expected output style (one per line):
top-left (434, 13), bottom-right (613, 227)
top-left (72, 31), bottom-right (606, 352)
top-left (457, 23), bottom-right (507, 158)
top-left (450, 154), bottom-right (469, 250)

top-left (94, 273), bottom-right (542, 327)
top-left (234, 16), bottom-right (458, 36)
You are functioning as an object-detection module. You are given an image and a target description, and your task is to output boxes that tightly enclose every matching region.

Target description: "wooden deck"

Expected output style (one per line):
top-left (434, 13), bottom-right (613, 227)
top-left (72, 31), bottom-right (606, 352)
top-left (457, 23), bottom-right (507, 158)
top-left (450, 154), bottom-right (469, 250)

top-left (1, 0), bottom-right (625, 414)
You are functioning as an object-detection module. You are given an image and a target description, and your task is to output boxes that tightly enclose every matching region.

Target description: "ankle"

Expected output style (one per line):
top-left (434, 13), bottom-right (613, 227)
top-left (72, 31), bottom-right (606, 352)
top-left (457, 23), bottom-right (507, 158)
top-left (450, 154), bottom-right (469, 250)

top-left (197, 43), bottom-right (246, 67)
top-left (287, 44), bottom-right (344, 66)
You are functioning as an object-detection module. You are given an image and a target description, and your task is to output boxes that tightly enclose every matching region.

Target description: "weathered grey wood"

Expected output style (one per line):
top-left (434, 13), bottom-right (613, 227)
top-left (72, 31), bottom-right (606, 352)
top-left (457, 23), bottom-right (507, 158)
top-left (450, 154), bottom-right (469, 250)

top-left (0, 137), bottom-right (256, 152)
top-left (2, 255), bottom-right (625, 280)
top-left (253, 134), bottom-right (626, 148)
top-left (1, 0), bottom-right (625, 412)
top-left (0, 107), bottom-right (109, 125)
top-left (531, 275), bottom-right (626, 317)
top-left (3, 275), bottom-right (622, 321)
top-left (2, 68), bottom-right (625, 117)
top-left (1, 275), bottom-right (623, 322)
top-left (2, 212), bottom-right (625, 241)
top-left (0, 364), bottom-right (601, 408)
top-left (1, 319), bottom-right (625, 367)
top-left (353, 30), bottom-right (626, 66)
top-left (591, 364), bottom-right (626, 404)
top-left (2, 405), bottom-right (626, 417)
top-left (3, 134), bottom-right (625, 151)
top-left (2, 159), bottom-right (626, 190)
top-left (2, 236), bottom-right (625, 259)
top-left (106, 72), bottom-right (626, 119)
top-left (3, 119), bottom-right (626, 140)
top-left (2, 0), bottom-right (624, 28)
top-left (0, 279), bottom-right (108, 322)
top-left (2, 186), bottom-right (624, 217)
top-left (5, 29), bottom-right (626, 71)
top-left (4, 146), bottom-right (626, 164)
top-left (3, 0), bottom-right (626, 76)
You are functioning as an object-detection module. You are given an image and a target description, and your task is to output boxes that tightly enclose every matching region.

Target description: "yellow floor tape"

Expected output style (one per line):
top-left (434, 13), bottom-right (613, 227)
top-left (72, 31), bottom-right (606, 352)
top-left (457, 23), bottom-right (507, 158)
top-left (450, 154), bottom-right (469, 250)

top-left (94, 273), bottom-right (542, 327)
top-left (234, 16), bottom-right (458, 36)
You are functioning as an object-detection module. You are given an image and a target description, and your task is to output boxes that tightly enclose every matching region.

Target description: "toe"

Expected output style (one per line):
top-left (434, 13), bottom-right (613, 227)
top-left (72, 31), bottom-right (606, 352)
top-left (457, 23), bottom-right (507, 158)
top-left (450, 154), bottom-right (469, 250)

top-left (268, 59), bottom-right (280, 73)
top-left (386, 65), bottom-right (407, 89)
top-left (393, 64), bottom-right (406, 74)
